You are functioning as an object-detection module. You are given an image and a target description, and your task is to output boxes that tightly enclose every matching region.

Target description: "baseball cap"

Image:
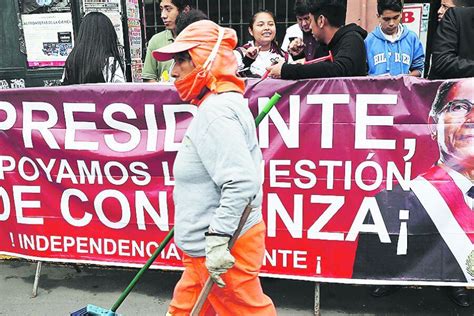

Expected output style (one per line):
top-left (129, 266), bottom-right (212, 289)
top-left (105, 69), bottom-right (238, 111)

top-left (152, 20), bottom-right (228, 62)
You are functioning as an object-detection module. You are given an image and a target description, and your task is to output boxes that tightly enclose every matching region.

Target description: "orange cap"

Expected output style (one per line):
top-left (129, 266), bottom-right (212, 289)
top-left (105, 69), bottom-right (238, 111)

top-left (153, 20), bottom-right (244, 95)
top-left (153, 20), bottom-right (236, 62)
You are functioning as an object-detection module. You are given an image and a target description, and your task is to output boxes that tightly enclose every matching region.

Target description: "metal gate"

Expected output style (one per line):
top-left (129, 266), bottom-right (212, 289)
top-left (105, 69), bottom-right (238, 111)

top-left (143, 0), bottom-right (297, 46)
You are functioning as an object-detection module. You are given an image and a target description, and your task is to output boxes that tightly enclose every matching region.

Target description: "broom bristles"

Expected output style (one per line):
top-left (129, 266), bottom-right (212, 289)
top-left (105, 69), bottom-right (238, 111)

top-left (70, 304), bottom-right (120, 316)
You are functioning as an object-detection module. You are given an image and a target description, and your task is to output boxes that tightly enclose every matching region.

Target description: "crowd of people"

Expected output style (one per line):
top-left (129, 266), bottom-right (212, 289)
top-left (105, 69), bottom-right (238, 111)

top-left (138, 0), bottom-right (474, 84)
top-left (58, 0), bottom-right (474, 313)
top-left (60, 0), bottom-right (474, 85)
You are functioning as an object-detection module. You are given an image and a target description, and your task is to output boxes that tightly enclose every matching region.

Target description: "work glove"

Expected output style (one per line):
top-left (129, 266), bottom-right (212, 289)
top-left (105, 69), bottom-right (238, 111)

top-left (204, 233), bottom-right (235, 288)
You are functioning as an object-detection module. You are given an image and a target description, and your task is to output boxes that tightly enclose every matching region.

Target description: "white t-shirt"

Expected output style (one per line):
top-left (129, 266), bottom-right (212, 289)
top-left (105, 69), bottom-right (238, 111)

top-left (103, 57), bottom-right (125, 83)
top-left (381, 24), bottom-right (403, 43)
top-left (234, 47), bottom-right (284, 77)
top-left (281, 24), bottom-right (303, 52)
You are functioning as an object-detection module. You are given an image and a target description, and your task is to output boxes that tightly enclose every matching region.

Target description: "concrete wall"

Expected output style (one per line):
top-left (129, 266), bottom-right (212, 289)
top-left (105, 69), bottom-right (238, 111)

top-left (347, 0), bottom-right (379, 31)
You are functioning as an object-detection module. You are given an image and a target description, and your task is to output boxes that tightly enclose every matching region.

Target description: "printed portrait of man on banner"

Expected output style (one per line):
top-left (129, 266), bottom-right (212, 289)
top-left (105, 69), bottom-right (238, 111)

top-left (353, 78), bottom-right (474, 283)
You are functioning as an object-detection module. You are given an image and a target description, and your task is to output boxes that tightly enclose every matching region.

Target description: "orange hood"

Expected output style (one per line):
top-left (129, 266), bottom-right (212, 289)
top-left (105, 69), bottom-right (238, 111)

top-left (153, 20), bottom-right (245, 98)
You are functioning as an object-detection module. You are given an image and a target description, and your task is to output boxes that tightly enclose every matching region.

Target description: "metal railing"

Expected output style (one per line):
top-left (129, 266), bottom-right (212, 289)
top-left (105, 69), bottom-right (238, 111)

top-left (143, 0), bottom-right (296, 47)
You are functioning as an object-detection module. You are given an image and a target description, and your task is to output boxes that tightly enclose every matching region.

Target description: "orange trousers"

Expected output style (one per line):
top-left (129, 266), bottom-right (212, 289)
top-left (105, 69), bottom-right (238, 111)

top-left (167, 221), bottom-right (276, 316)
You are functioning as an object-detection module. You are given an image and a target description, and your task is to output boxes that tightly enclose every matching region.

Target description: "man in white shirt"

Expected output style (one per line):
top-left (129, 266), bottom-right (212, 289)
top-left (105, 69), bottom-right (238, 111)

top-left (281, 0), bottom-right (328, 62)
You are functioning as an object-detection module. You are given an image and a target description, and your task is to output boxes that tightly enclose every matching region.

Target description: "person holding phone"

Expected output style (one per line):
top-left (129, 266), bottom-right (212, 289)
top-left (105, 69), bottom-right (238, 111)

top-left (233, 10), bottom-right (288, 77)
top-left (281, 0), bottom-right (328, 62)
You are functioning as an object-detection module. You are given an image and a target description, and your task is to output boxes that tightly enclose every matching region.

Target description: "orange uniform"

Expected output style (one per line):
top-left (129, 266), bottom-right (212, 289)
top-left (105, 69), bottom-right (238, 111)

top-left (168, 222), bottom-right (276, 315)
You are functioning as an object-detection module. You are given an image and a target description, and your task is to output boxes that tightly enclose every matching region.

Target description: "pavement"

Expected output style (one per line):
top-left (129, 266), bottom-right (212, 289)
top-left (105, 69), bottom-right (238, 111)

top-left (0, 258), bottom-right (473, 315)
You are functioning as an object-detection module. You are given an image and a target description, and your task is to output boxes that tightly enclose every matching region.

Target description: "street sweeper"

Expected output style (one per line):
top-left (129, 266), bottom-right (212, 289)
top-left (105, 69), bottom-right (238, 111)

top-left (152, 19), bottom-right (277, 315)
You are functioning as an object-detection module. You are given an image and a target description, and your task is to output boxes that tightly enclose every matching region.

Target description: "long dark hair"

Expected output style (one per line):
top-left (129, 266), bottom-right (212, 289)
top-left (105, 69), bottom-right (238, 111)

top-left (63, 12), bottom-right (123, 84)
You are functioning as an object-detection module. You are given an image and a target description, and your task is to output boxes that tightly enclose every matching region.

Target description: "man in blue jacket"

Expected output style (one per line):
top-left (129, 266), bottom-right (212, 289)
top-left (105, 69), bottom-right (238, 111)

top-left (366, 0), bottom-right (425, 77)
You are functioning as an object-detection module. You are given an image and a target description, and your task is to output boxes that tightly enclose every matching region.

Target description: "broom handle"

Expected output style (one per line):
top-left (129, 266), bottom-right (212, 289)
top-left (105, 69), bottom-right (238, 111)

top-left (110, 92), bottom-right (281, 313)
top-left (255, 92), bottom-right (281, 125)
top-left (190, 205), bottom-right (253, 316)
top-left (110, 229), bottom-right (174, 312)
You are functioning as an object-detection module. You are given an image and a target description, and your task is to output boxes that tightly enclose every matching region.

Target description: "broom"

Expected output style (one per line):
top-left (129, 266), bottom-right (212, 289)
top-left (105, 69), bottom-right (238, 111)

top-left (70, 92), bottom-right (281, 315)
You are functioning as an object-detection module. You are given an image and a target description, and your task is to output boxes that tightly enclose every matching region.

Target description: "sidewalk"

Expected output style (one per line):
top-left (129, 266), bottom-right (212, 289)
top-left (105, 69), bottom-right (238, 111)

top-left (0, 259), bottom-right (472, 315)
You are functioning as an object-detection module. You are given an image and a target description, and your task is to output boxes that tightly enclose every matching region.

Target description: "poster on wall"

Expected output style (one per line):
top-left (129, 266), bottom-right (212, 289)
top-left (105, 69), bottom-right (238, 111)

top-left (126, 0), bottom-right (143, 82)
top-left (21, 0), bottom-right (71, 14)
top-left (21, 12), bottom-right (74, 67)
top-left (127, 19), bottom-right (141, 59)
top-left (403, 4), bottom-right (430, 53)
top-left (130, 59), bottom-right (143, 82)
top-left (83, 0), bottom-right (124, 46)
top-left (126, 0), bottom-right (140, 19)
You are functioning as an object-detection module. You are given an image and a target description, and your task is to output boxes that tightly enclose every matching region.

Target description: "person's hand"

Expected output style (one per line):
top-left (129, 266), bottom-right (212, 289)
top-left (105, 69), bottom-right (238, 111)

top-left (243, 45), bottom-right (261, 59)
top-left (205, 233), bottom-right (235, 288)
top-left (288, 37), bottom-right (305, 56)
top-left (266, 59), bottom-right (285, 79)
top-left (293, 58), bottom-right (306, 65)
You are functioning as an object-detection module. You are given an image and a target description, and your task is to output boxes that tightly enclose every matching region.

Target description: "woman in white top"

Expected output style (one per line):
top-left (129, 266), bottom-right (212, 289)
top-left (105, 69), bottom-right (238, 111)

top-left (234, 10), bottom-right (288, 77)
top-left (62, 12), bottom-right (125, 84)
